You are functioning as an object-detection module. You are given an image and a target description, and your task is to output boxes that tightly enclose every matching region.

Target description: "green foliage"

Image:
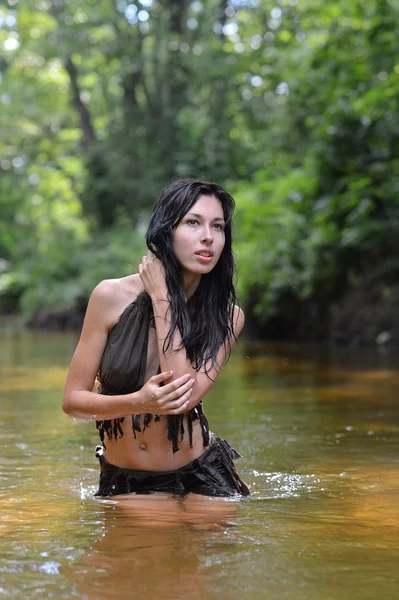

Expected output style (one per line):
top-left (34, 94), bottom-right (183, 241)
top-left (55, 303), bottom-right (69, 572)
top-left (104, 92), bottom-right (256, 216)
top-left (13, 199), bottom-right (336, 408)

top-left (232, 0), bottom-right (399, 320)
top-left (12, 218), bottom-right (146, 318)
top-left (0, 0), bottom-right (398, 326)
top-left (233, 166), bottom-right (321, 317)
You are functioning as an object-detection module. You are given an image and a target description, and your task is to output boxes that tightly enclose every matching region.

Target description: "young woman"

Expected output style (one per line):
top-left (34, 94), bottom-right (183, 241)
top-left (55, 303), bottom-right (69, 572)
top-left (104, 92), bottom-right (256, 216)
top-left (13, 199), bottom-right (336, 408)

top-left (62, 179), bottom-right (250, 497)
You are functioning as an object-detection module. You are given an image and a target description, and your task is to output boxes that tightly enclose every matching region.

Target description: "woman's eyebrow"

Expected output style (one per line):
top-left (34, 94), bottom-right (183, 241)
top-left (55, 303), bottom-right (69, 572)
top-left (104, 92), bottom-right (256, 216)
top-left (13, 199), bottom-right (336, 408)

top-left (186, 213), bottom-right (225, 221)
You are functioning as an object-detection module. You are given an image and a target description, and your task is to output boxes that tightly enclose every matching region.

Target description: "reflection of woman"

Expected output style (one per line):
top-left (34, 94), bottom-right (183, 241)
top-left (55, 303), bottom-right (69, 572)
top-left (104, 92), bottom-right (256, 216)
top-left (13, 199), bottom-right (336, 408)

top-left (76, 495), bottom-right (239, 600)
top-left (63, 179), bottom-right (250, 497)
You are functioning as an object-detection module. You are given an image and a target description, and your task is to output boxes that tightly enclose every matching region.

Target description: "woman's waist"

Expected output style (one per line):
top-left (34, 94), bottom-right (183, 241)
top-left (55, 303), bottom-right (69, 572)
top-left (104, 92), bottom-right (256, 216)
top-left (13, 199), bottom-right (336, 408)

top-left (101, 418), bottom-right (207, 471)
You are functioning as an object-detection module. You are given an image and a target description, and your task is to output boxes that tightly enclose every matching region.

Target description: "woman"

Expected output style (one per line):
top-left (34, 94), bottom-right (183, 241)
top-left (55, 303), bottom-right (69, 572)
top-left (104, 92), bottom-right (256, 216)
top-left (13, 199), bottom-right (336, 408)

top-left (62, 179), bottom-right (250, 497)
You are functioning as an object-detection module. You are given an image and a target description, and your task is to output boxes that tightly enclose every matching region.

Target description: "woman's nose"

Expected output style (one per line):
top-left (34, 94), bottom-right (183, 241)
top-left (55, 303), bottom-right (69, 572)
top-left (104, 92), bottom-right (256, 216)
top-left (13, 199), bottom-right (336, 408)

top-left (201, 227), bottom-right (213, 243)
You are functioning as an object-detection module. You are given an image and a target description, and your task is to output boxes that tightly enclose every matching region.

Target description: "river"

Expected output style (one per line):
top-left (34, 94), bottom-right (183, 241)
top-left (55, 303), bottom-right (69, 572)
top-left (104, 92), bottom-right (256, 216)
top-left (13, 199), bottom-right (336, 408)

top-left (1, 325), bottom-right (398, 599)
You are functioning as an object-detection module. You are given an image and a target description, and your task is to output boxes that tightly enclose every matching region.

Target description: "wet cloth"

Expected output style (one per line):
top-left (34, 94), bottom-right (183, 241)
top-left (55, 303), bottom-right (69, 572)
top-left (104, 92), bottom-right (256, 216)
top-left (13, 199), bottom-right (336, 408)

top-left (95, 436), bottom-right (250, 498)
top-left (96, 291), bottom-right (210, 454)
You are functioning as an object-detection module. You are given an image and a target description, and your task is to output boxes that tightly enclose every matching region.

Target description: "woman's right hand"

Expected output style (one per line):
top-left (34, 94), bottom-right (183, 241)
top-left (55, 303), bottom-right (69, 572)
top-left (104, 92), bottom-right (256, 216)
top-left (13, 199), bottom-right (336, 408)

top-left (137, 371), bottom-right (195, 415)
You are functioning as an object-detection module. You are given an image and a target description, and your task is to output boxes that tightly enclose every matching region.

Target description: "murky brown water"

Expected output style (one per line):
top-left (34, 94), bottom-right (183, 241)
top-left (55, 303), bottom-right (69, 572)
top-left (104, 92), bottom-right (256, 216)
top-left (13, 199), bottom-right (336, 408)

top-left (1, 326), bottom-right (398, 599)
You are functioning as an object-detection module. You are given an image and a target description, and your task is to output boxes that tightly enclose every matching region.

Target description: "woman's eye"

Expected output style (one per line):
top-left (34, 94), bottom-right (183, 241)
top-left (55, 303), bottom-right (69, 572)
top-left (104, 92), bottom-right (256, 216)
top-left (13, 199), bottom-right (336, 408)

top-left (187, 219), bottom-right (198, 225)
top-left (213, 223), bottom-right (225, 230)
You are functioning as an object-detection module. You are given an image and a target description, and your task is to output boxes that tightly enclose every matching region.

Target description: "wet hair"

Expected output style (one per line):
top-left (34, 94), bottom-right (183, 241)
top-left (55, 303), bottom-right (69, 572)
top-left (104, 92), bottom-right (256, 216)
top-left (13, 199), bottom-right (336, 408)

top-left (145, 178), bottom-right (238, 376)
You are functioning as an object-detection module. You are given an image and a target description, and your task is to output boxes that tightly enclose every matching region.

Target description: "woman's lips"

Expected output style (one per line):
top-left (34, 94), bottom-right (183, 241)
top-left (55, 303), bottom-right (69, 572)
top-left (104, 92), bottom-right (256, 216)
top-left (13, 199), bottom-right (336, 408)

top-left (195, 251), bottom-right (214, 264)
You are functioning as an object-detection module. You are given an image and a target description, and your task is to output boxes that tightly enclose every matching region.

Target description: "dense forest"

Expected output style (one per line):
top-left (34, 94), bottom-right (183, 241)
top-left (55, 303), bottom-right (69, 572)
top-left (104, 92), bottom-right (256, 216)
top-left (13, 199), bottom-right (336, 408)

top-left (0, 0), bottom-right (398, 345)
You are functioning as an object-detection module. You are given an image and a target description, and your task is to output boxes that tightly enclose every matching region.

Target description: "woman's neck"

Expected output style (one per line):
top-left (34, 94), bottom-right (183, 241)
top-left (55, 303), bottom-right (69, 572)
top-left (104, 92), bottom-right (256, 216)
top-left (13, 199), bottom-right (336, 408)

top-left (182, 272), bottom-right (201, 299)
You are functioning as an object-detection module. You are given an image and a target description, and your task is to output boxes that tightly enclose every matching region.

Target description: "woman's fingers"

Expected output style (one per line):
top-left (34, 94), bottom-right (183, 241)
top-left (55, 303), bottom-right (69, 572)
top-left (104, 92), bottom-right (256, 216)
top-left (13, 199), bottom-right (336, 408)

top-left (155, 375), bottom-right (195, 410)
top-left (166, 388), bottom-right (193, 410)
top-left (160, 379), bottom-right (195, 413)
top-left (141, 252), bottom-right (156, 266)
top-left (167, 389), bottom-right (194, 414)
top-left (151, 370), bottom-right (174, 384)
top-left (138, 255), bottom-right (148, 274)
top-left (143, 372), bottom-right (195, 414)
top-left (162, 377), bottom-right (194, 403)
top-left (160, 373), bottom-right (192, 394)
top-left (139, 254), bottom-right (167, 298)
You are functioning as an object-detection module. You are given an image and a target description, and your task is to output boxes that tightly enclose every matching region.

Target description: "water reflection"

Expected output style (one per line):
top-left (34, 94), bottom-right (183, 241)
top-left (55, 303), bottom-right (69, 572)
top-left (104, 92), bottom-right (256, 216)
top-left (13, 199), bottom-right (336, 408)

top-left (97, 492), bottom-right (239, 531)
top-left (73, 494), bottom-right (239, 600)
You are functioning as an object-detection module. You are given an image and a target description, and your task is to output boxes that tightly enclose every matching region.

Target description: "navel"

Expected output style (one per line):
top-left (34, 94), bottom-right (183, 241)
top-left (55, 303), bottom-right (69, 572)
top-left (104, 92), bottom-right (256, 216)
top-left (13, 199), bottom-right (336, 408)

top-left (139, 442), bottom-right (147, 451)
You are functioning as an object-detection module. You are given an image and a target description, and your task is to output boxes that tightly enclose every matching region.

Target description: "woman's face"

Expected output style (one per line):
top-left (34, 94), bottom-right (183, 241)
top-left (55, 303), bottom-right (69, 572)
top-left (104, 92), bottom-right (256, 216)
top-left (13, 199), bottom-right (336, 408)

top-left (172, 194), bottom-right (226, 277)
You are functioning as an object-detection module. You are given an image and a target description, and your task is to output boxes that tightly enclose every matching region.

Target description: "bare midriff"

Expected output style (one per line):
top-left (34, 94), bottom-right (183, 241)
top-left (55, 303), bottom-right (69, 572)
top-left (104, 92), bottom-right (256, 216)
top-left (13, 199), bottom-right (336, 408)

top-left (103, 416), bottom-right (206, 471)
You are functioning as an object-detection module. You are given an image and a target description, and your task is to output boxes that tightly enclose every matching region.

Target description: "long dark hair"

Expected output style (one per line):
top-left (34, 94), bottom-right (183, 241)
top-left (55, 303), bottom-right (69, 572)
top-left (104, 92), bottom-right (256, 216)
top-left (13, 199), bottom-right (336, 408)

top-left (145, 178), bottom-right (238, 376)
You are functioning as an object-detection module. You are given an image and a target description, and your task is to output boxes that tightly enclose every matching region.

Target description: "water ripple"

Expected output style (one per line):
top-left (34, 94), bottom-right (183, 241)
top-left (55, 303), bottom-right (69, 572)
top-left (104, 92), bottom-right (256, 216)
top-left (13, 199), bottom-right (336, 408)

top-left (250, 471), bottom-right (322, 498)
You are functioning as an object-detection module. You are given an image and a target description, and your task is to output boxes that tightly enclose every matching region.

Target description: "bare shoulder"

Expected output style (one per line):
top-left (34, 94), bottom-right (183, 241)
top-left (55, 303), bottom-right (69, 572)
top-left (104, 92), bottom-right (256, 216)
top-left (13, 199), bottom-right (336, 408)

top-left (91, 274), bottom-right (142, 303)
top-left (233, 305), bottom-right (245, 337)
top-left (88, 274), bottom-right (144, 330)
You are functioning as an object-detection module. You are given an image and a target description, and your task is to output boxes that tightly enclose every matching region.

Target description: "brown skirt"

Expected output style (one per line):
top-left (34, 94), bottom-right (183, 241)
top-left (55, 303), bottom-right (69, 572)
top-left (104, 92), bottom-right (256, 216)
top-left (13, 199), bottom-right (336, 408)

top-left (95, 435), bottom-right (250, 498)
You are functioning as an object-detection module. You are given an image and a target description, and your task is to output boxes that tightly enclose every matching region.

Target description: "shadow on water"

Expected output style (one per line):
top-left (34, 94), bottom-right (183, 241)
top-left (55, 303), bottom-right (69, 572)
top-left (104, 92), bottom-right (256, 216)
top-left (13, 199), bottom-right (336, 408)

top-left (0, 329), bottom-right (398, 599)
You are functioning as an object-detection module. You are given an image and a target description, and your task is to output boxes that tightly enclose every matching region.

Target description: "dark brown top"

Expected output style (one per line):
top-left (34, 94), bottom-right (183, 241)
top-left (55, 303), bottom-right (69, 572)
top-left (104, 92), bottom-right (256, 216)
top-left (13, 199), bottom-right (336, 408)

top-left (96, 292), bottom-right (210, 453)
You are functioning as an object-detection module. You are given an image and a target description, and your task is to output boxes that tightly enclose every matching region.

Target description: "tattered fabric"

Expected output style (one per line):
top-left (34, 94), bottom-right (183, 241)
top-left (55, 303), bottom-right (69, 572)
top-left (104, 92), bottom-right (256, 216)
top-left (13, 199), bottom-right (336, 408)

top-left (95, 436), bottom-right (250, 498)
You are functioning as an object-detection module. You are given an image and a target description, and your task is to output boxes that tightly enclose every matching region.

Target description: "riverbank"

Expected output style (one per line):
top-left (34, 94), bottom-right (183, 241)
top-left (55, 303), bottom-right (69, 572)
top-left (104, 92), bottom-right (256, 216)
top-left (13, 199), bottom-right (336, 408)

top-left (245, 271), bottom-right (399, 347)
top-left (13, 273), bottom-right (396, 348)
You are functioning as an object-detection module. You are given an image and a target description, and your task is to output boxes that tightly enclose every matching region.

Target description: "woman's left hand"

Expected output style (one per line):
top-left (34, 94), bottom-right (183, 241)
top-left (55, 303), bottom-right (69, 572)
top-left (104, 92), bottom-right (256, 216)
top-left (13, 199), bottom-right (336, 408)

top-left (138, 251), bottom-right (168, 300)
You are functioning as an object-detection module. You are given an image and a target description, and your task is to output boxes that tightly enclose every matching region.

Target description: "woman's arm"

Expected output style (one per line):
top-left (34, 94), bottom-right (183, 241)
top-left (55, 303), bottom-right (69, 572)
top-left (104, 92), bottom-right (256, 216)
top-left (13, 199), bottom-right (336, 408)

top-left (62, 280), bottom-right (195, 420)
top-left (152, 297), bottom-right (244, 407)
top-left (139, 254), bottom-right (245, 408)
